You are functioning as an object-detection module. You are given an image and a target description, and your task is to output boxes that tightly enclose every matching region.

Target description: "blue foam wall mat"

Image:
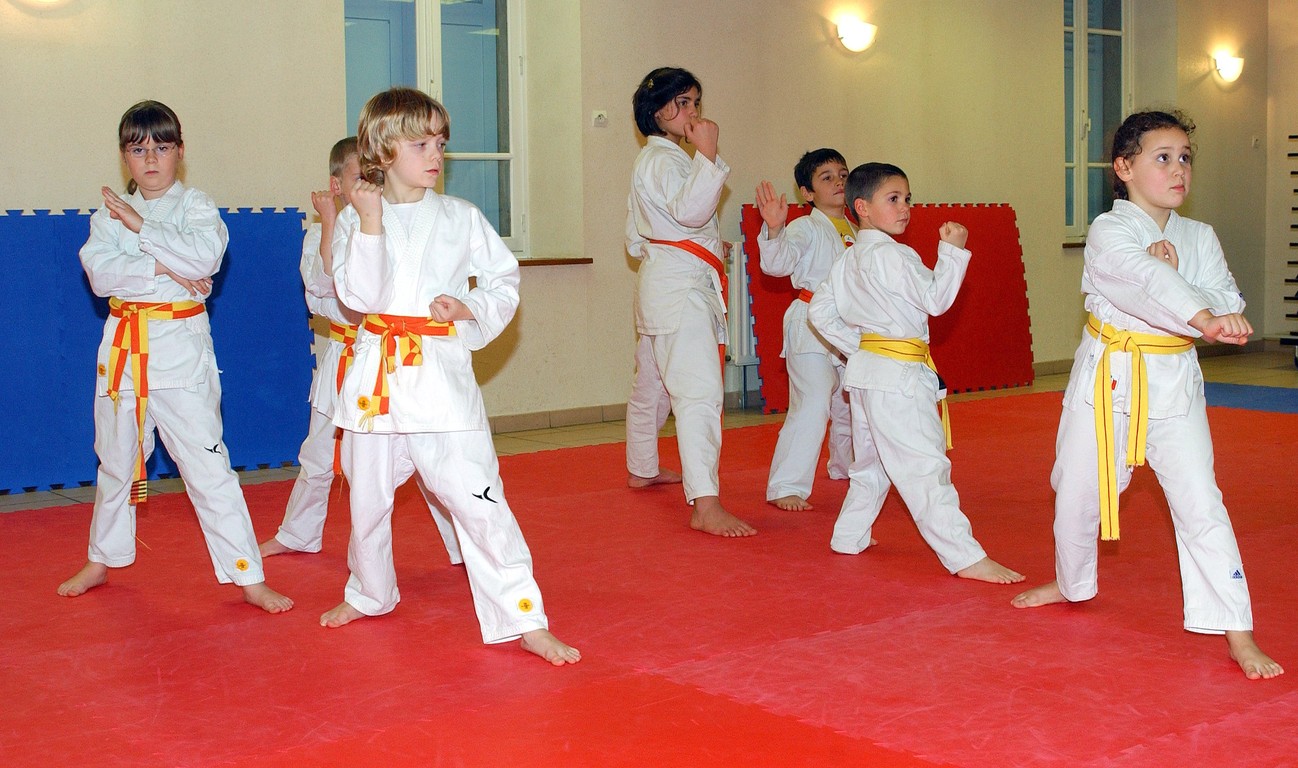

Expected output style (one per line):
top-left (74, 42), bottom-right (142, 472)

top-left (0, 208), bottom-right (312, 493)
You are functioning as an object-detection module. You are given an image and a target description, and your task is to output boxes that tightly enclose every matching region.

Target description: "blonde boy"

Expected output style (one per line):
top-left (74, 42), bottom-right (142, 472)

top-left (259, 137), bottom-right (461, 564)
top-left (321, 88), bottom-right (578, 666)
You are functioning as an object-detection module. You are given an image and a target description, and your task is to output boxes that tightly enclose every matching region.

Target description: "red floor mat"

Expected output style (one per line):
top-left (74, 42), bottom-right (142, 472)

top-left (3, 393), bottom-right (1294, 767)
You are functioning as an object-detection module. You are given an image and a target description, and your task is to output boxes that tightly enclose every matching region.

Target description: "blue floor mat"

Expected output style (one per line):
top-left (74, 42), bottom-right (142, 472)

top-left (1204, 383), bottom-right (1298, 414)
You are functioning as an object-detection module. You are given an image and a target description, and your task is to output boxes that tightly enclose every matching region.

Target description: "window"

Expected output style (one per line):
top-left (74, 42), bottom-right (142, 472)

top-left (344, 0), bottom-right (526, 251)
top-left (1064, 0), bottom-right (1130, 239)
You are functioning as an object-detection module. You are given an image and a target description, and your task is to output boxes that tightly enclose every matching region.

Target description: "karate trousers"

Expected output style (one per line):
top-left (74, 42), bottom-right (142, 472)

top-left (1051, 394), bottom-right (1253, 633)
top-left (88, 373), bottom-right (264, 585)
top-left (625, 290), bottom-right (723, 502)
top-left (832, 386), bottom-right (986, 574)
top-left (274, 406), bottom-right (462, 564)
top-left (766, 349), bottom-right (852, 501)
top-left (343, 429), bottom-right (548, 644)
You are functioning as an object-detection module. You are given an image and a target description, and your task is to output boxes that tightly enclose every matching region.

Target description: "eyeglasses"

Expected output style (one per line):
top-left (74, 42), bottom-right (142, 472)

top-left (126, 143), bottom-right (177, 159)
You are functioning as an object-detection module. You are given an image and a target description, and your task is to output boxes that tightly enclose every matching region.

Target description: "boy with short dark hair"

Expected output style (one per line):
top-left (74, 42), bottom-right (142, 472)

top-left (808, 162), bottom-right (1022, 584)
top-left (754, 148), bottom-right (855, 511)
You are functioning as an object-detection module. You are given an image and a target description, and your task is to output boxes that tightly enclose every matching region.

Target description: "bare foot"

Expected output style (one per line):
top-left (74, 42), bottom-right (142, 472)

top-left (242, 583), bottom-right (294, 614)
top-left (628, 469), bottom-right (683, 488)
top-left (520, 629), bottom-right (582, 666)
top-left (258, 537), bottom-right (297, 558)
top-left (58, 562), bottom-right (109, 597)
top-left (1011, 580), bottom-right (1068, 608)
top-left (690, 496), bottom-right (757, 537)
top-left (1227, 630), bottom-right (1285, 680)
top-left (956, 557), bottom-right (1025, 585)
top-left (769, 495), bottom-right (813, 511)
top-left (320, 601), bottom-right (366, 628)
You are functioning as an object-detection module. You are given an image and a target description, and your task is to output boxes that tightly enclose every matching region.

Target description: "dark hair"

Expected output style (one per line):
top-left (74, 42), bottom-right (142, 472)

top-left (118, 100), bottom-right (183, 195)
top-left (794, 148), bottom-right (847, 193)
top-left (1110, 109), bottom-right (1195, 200)
top-left (845, 162), bottom-right (907, 217)
top-left (632, 67), bottom-right (702, 138)
top-left (329, 136), bottom-right (359, 177)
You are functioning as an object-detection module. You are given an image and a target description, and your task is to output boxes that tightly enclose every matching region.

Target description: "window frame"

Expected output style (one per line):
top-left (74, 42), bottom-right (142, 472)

top-left (1064, 0), bottom-right (1133, 243)
top-left (416, 0), bottom-right (529, 253)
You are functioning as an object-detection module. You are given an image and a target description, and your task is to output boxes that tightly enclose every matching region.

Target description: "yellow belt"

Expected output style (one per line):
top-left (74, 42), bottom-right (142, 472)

top-left (105, 297), bottom-right (206, 504)
top-left (356, 314), bottom-right (455, 430)
top-left (858, 333), bottom-right (952, 450)
top-left (1085, 314), bottom-right (1193, 540)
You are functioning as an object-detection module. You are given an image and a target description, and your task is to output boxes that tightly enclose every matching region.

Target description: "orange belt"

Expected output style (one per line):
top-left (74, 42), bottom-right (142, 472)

top-left (326, 321), bottom-right (359, 474)
top-left (105, 297), bottom-right (206, 504)
top-left (356, 314), bottom-right (455, 429)
top-left (797, 288), bottom-right (814, 303)
top-left (648, 238), bottom-right (728, 374)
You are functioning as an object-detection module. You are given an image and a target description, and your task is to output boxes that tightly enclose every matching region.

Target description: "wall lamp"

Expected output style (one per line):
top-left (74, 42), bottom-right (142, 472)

top-left (1213, 53), bottom-right (1244, 83)
top-left (836, 16), bottom-right (877, 53)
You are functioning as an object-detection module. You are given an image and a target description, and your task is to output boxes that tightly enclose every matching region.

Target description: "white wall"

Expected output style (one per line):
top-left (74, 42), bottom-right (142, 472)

top-left (0, 0), bottom-right (345, 211)
top-left (1266, 0), bottom-right (1298, 340)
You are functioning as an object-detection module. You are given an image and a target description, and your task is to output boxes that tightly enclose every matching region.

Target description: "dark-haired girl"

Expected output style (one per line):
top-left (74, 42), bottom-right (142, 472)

top-left (62, 101), bottom-right (293, 614)
top-left (1013, 110), bottom-right (1281, 679)
top-left (624, 67), bottom-right (755, 537)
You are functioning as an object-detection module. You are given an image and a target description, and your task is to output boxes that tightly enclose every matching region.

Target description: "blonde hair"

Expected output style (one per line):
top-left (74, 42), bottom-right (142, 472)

top-left (356, 88), bottom-right (451, 184)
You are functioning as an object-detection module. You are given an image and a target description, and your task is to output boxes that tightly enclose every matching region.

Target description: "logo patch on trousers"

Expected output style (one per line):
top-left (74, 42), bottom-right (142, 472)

top-left (518, 598), bottom-right (533, 613)
top-left (472, 486), bottom-right (497, 503)
top-left (235, 558), bottom-right (250, 572)
top-left (1230, 569), bottom-right (1244, 580)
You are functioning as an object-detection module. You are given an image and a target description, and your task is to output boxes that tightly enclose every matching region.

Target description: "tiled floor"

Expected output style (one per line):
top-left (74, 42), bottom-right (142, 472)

top-left (4, 345), bottom-right (1293, 514)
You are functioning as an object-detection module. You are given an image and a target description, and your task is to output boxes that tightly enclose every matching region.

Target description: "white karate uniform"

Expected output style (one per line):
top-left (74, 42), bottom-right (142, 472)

top-left (757, 208), bottom-right (853, 501)
top-left (809, 230), bottom-right (986, 573)
top-left (272, 223), bottom-right (461, 563)
top-left (624, 135), bottom-right (730, 502)
top-left (79, 181), bottom-right (265, 586)
top-left (1052, 199), bottom-right (1252, 633)
top-left (331, 190), bottom-right (544, 644)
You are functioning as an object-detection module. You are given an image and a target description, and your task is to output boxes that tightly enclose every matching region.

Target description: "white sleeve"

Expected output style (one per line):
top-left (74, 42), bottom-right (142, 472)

top-left (1085, 216), bottom-right (1212, 335)
top-left (884, 241), bottom-right (971, 316)
top-left (808, 271), bottom-right (859, 357)
top-left (757, 217), bottom-right (814, 278)
top-left (455, 207), bottom-right (521, 351)
top-left (646, 152), bottom-right (729, 229)
top-left (332, 206), bottom-right (396, 312)
top-left (300, 225), bottom-right (335, 300)
top-left (137, 189), bottom-right (228, 280)
top-left (79, 206), bottom-right (157, 298)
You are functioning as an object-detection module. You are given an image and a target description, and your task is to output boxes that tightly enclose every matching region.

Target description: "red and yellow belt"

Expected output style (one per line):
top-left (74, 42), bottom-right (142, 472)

top-left (104, 297), bottom-right (206, 504)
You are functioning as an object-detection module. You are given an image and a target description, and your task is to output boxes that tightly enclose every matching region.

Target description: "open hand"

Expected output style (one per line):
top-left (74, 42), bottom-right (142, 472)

top-left (101, 186), bottom-right (144, 233)
top-left (755, 180), bottom-right (788, 236)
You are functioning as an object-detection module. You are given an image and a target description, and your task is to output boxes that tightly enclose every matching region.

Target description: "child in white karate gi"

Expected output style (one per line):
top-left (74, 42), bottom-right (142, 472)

top-left (754, 148), bottom-right (855, 512)
top-left (320, 87), bottom-right (578, 666)
top-left (1011, 110), bottom-right (1282, 680)
top-left (624, 66), bottom-right (755, 537)
top-left (259, 137), bottom-right (461, 565)
top-left (61, 100), bottom-right (293, 613)
top-left (809, 162), bottom-right (1023, 584)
